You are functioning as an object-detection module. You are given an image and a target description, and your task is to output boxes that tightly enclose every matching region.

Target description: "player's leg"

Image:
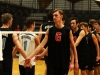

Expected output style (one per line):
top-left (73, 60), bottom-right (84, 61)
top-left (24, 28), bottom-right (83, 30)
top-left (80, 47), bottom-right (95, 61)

top-left (25, 66), bottom-right (35, 75)
top-left (19, 65), bottom-right (25, 75)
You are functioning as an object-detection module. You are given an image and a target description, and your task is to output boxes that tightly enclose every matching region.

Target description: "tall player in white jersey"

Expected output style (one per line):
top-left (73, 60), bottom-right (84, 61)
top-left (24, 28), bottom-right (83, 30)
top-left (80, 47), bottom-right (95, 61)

top-left (13, 18), bottom-right (40, 75)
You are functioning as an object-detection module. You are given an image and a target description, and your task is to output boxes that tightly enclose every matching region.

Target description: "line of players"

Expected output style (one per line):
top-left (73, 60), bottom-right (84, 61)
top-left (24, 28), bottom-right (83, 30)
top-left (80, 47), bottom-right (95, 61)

top-left (0, 9), bottom-right (100, 75)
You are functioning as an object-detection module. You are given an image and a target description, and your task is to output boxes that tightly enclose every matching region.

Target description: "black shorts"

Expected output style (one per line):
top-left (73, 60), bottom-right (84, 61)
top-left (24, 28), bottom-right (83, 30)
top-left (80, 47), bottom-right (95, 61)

top-left (94, 60), bottom-right (100, 67)
top-left (87, 56), bottom-right (96, 70)
top-left (44, 56), bottom-right (48, 65)
top-left (78, 54), bottom-right (89, 70)
top-left (19, 65), bottom-right (35, 75)
top-left (0, 61), bottom-right (2, 75)
top-left (2, 60), bottom-right (12, 75)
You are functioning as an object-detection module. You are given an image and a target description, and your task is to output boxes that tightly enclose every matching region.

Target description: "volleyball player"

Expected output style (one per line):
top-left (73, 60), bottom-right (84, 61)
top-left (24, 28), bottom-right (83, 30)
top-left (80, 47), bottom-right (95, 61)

top-left (79, 22), bottom-right (99, 75)
top-left (0, 13), bottom-right (27, 75)
top-left (0, 32), bottom-right (3, 75)
top-left (70, 17), bottom-right (89, 75)
top-left (38, 10), bottom-right (54, 75)
top-left (25, 9), bottom-right (78, 75)
top-left (91, 20), bottom-right (100, 75)
top-left (13, 18), bottom-right (40, 75)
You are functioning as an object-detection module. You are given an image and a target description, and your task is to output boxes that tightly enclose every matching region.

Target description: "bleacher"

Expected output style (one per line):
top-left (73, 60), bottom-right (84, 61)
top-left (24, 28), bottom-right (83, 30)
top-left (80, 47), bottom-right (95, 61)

top-left (0, 0), bottom-right (100, 31)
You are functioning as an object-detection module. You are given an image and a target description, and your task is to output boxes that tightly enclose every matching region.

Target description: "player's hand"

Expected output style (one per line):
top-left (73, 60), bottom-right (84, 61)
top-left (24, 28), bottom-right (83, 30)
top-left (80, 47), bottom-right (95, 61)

top-left (69, 63), bottom-right (74, 71)
top-left (96, 56), bottom-right (100, 61)
top-left (74, 62), bottom-right (79, 71)
top-left (28, 63), bottom-right (32, 68)
top-left (24, 57), bottom-right (31, 68)
top-left (34, 55), bottom-right (42, 62)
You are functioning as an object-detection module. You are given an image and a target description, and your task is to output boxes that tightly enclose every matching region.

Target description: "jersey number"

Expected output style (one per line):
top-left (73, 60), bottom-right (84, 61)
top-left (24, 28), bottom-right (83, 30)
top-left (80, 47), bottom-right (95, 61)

top-left (2, 38), bottom-right (6, 50)
top-left (55, 32), bottom-right (62, 42)
top-left (24, 41), bottom-right (27, 51)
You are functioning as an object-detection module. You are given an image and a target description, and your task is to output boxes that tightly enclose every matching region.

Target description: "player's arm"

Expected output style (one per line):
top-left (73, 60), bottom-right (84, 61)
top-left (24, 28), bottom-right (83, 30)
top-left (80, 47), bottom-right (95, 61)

top-left (12, 46), bottom-right (18, 57)
top-left (75, 30), bottom-right (85, 47)
top-left (34, 47), bottom-right (48, 62)
top-left (27, 29), bottom-right (49, 59)
top-left (96, 33), bottom-right (100, 43)
top-left (70, 48), bottom-right (74, 64)
top-left (69, 30), bottom-right (78, 63)
top-left (34, 35), bottom-right (40, 47)
top-left (92, 34), bottom-right (100, 60)
top-left (12, 33), bottom-right (27, 59)
top-left (38, 25), bottom-right (43, 40)
top-left (39, 47), bottom-right (48, 57)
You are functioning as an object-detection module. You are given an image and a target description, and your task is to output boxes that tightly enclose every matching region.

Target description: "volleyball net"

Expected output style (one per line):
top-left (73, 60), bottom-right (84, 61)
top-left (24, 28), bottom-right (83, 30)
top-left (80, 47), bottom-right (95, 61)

top-left (0, 31), bottom-right (46, 60)
top-left (0, 31), bottom-right (46, 34)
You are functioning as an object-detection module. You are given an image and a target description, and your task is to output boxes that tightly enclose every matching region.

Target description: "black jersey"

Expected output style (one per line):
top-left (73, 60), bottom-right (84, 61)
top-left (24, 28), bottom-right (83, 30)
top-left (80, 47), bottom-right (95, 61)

top-left (72, 29), bottom-right (89, 70)
top-left (0, 28), bottom-right (14, 61)
top-left (86, 33), bottom-right (97, 54)
top-left (48, 26), bottom-right (70, 68)
top-left (41, 22), bottom-right (54, 48)
top-left (72, 29), bottom-right (88, 55)
top-left (92, 30), bottom-right (100, 46)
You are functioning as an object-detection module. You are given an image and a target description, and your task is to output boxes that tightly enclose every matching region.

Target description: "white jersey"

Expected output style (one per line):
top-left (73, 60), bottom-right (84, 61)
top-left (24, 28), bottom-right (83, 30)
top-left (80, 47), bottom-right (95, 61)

top-left (19, 33), bottom-right (36, 66)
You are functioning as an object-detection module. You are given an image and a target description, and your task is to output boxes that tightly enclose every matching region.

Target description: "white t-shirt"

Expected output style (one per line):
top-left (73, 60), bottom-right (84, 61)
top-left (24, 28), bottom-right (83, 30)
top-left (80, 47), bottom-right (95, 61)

top-left (19, 33), bottom-right (36, 66)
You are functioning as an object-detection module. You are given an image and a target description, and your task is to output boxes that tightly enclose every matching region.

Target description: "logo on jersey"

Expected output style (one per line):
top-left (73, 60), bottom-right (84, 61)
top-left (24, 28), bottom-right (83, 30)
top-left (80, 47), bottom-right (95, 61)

top-left (21, 35), bottom-right (31, 40)
top-left (55, 32), bottom-right (62, 42)
top-left (73, 36), bottom-right (77, 42)
top-left (2, 33), bottom-right (8, 37)
top-left (45, 25), bottom-right (53, 29)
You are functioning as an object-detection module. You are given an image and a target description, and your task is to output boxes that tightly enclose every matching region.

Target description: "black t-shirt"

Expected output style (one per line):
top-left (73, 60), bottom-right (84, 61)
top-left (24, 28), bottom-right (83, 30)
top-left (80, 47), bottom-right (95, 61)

top-left (41, 22), bottom-right (54, 48)
top-left (48, 25), bottom-right (70, 68)
top-left (72, 29), bottom-right (88, 56)
top-left (92, 30), bottom-right (100, 46)
top-left (86, 33), bottom-right (97, 55)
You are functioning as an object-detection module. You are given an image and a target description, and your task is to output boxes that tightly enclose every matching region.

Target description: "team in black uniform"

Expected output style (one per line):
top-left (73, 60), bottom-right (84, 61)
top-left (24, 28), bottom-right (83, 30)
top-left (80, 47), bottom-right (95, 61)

top-left (79, 22), bottom-right (99, 75)
top-left (0, 10), bottom-right (100, 75)
top-left (70, 17), bottom-right (90, 75)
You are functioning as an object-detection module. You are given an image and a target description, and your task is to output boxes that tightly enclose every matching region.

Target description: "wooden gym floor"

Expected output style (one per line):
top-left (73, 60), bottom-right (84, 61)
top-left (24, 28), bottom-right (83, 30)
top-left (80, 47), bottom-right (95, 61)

top-left (12, 58), bottom-right (73, 75)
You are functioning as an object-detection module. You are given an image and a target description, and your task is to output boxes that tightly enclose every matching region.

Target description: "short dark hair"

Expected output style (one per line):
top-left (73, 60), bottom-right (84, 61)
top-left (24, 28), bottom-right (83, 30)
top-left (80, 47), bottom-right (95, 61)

top-left (1, 13), bottom-right (13, 24)
top-left (88, 24), bottom-right (93, 29)
top-left (69, 17), bottom-right (79, 24)
top-left (90, 19), bottom-right (100, 26)
top-left (25, 18), bottom-right (35, 28)
top-left (89, 19), bottom-right (96, 25)
top-left (47, 10), bottom-right (53, 21)
top-left (79, 22), bottom-right (88, 28)
top-left (97, 20), bottom-right (100, 26)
